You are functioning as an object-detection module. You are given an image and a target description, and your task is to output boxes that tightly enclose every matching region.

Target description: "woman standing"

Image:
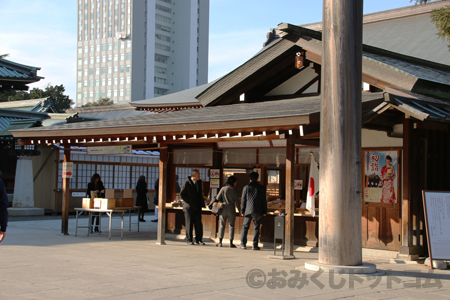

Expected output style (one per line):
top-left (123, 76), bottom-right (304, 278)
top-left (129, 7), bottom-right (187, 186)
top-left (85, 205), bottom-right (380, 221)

top-left (135, 175), bottom-right (149, 222)
top-left (380, 155), bottom-right (396, 203)
top-left (216, 176), bottom-right (240, 248)
top-left (86, 173), bottom-right (105, 232)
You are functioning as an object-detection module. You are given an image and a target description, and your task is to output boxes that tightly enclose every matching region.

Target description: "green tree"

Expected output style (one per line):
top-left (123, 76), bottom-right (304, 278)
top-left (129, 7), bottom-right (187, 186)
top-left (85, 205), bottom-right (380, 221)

top-left (81, 97), bottom-right (114, 107)
top-left (412, 0), bottom-right (450, 51)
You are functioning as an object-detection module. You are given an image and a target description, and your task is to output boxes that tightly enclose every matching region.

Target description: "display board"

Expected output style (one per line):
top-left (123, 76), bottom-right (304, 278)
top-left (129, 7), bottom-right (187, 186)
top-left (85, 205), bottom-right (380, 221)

top-left (422, 191), bottom-right (450, 263)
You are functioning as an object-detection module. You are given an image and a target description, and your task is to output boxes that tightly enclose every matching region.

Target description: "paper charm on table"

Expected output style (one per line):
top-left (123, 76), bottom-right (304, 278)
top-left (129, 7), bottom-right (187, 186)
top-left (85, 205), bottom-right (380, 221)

top-left (306, 155), bottom-right (319, 217)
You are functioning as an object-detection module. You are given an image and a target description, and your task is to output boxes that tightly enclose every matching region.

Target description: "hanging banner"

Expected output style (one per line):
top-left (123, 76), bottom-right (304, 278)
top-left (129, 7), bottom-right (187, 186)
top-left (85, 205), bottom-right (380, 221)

top-left (363, 150), bottom-right (399, 203)
top-left (87, 145), bottom-right (132, 155)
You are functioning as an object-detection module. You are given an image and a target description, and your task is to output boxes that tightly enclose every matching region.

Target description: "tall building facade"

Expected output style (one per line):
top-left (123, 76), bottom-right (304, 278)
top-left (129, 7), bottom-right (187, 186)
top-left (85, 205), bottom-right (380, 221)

top-left (76, 0), bottom-right (209, 106)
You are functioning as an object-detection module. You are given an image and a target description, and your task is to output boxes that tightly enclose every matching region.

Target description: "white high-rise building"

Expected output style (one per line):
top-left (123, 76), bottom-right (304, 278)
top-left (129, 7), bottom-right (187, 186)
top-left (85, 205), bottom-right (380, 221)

top-left (76, 0), bottom-right (209, 106)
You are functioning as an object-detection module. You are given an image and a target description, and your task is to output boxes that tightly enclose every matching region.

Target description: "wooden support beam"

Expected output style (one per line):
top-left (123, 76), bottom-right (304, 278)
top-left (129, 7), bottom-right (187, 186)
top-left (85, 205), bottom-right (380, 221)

top-left (399, 117), bottom-right (416, 256)
top-left (285, 137), bottom-right (296, 257)
top-left (292, 139), bottom-right (320, 147)
top-left (156, 147), bottom-right (168, 245)
top-left (61, 148), bottom-right (71, 235)
top-left (319, 0), bottom-right (363, 266)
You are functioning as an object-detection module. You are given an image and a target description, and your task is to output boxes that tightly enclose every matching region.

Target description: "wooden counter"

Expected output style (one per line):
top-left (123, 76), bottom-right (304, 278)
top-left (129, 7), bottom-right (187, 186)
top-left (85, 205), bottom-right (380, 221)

top-left (165, 204), bottom-right (318, 246)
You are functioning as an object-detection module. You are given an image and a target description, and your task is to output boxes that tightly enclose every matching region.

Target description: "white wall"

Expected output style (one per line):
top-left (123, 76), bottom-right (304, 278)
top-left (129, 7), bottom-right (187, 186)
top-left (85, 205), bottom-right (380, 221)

top-left (362, 129), bottom-right (403, 148)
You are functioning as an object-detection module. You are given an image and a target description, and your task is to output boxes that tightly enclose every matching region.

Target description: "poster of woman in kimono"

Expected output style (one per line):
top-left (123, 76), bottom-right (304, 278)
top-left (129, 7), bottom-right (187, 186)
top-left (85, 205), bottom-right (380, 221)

top-left (380, 155), bottom-right (396, 203)
top-left (363, 150), bottom-right (399, 203)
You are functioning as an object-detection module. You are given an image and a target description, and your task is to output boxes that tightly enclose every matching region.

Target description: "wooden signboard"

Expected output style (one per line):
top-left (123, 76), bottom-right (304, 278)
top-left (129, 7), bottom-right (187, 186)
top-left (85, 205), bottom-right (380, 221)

top-left (422, 191), bottom-right (450, 268)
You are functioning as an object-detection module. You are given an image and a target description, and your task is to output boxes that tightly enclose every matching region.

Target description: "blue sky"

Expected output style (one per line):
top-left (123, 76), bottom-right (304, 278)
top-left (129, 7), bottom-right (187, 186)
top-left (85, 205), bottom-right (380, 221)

top-left (0, 0), bottom-right (421, 103)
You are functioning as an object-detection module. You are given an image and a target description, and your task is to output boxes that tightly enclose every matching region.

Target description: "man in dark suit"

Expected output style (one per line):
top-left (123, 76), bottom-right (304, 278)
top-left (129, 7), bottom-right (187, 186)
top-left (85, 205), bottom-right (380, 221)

top-left (239, 172), bottom-right (267, 250)
top-left (180, 169), bottom-right (206, 245)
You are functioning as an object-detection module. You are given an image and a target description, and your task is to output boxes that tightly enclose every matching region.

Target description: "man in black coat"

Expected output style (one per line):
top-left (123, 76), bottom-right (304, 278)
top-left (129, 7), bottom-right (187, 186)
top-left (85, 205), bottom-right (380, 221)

top-left (239, 172), bottom-right (267, 250)
top-left (180, 169), bottom-right (206, 245)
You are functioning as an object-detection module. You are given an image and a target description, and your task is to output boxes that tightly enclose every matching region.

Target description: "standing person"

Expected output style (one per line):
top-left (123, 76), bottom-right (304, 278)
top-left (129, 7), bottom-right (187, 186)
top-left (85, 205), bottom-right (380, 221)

top-left (86, 173), bottom-right (105, 233)
top-left (239, 172), bottom-right (267, 250)
top-left (180, 169), bottom-right (206, 245)
top-left (135, 175), bottom-right (148, 222)
top-left (215, 176), bottom-right (240, 248)
top-left (380, 155), bottom-right (396, 203)
top-left (0, 178), bottom-right (8, 243)
top-left (151, 178), bottom-right (159, 222)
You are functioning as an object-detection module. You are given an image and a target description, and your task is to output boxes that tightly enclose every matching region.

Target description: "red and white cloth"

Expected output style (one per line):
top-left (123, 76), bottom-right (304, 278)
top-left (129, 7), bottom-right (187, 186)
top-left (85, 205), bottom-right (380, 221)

top-left (306, 156), bottom-right (319, 217)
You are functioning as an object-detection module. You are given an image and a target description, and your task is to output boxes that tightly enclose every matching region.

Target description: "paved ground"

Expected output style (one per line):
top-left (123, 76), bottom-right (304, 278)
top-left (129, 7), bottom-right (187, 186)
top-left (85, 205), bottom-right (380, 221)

top-left (1, 214), bottom-right (449, 299)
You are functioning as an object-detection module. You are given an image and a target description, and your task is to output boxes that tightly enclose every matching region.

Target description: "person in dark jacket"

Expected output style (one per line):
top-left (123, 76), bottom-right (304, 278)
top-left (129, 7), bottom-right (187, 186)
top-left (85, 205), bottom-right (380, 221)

top-left (86, 173), bottom-right (105, 233)
top-left (152, 178), bottom-right (159, 222)
top-left (215, 176), bottom-right (240, 248)
top-left (239, 172), bottom-right (267, 250)
top-left (135, 175), bottom-right (148, 222)
top-left (0, 178), bottom-right (9, 243)
top-left (180, 169), bottom-right (206, 245)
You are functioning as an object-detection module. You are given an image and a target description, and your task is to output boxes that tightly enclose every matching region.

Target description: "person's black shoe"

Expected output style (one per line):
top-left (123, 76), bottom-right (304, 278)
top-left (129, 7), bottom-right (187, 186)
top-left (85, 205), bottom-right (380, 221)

top-left (94, 227), bottom-right (99, 233)
top-left (238, 244), bottom-right (246, 250)
top-left (229, 243), bottom-right (237, 248)
top-left (252, 246), bottom-right (261, 250)
top-left (151, 219), bottom-right (158, 222)
top-left (139, 219), bottom-right (146, 222)
top-left (196, 241), bottom-right (205, 245)
top-left (187, 240), bottom-right (195, 245)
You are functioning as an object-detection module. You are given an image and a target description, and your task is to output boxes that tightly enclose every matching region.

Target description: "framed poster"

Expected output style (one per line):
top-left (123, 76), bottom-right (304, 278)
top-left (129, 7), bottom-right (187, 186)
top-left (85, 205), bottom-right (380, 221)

top-left (362, 149), bottom-right (400, 204)
top-left (422, 191), bottom-right (450, 265)
top-left (294, 180), bottom-right (303, 190)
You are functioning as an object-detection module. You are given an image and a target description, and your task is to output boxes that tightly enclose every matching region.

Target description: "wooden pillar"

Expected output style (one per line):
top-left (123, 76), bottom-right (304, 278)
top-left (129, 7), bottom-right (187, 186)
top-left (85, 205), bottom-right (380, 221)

top-left (285, 137), bottom-right (295, 257)
top-left (319, 0), bottom-right (363, 266)
top-left (156, 147), bottom-right (168, 245)
top-left (61, 148), bottom-right (70, 235)
top-left (211, 145), bottom-right (223, 239)
top-left (399, 117), bottom-right (419, 258)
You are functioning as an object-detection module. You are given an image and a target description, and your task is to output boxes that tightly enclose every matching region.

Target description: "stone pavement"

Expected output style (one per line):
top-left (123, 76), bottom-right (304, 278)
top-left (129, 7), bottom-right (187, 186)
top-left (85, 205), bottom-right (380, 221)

top-left (1, 215), bottom-right (449, 299)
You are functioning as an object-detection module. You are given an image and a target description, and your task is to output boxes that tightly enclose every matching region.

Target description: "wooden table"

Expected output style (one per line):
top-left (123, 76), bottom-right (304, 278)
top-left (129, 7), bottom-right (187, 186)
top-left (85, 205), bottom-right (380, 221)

top-left (75, 208), bottom-right (126, 239)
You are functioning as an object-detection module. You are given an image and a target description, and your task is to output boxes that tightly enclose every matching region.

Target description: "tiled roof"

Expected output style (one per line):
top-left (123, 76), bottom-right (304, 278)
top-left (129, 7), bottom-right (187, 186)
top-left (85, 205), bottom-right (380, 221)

top-left (0, 58), bottom-right (43, 83)
top-left (131, 81), bottom-right (216, 107)
top-left (0, 98), bottom-right (57, 113)
top-left (66, 104), bottom-right (149, 119)
top-left (9, 92), bottom-right (384, 138)
top-left (301, 1), bottom-right (450, 65)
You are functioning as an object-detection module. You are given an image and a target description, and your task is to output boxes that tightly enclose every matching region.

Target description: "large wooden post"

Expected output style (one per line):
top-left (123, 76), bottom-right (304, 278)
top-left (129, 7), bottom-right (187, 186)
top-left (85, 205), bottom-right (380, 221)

top-left (156, 147), bottom-right (168, 245)
top-left (319, 0), bottom-right (363, 266)
top-left (285, 137), bottom-right (295, 257)
top-left (61, 148), bottom-right (71, 235)
top-left (398, 117), bottom-right (420, 259)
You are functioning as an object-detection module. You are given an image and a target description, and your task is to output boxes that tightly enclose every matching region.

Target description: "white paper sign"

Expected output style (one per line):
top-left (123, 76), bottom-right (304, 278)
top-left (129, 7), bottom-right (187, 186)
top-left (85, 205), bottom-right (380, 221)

top-left (62, 162), bottom-right (73, 178)
top-left (87, 145), bottom-right (132, 155)
top-left (72, 192), bottom-right (86, 197)
top-left (210, 179), bottom-right (220, 188)
top-left (422, 191), bottom-right (450, 261)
